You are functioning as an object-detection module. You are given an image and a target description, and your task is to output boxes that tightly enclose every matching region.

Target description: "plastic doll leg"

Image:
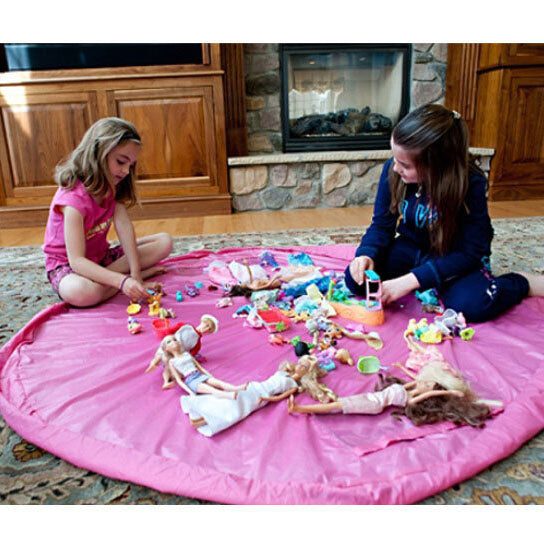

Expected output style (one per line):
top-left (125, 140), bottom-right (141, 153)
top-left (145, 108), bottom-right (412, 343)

top-left (162, 369), bottom-right (175, 389)
top-left (195, 382), bottom-right (237, 399)
top-left (206, 377), bottom-right (248, 392)
top-left (190, 417), bottom-right (207, 428)
top-left (440, 269), bottom-right (529, 323)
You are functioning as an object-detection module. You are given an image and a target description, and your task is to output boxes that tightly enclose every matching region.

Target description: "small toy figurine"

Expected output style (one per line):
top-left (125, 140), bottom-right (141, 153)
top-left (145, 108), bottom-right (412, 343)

top-left (259, 251), bottom-right (279, 268)
top-left (127, 303), bottom-right (141, 315)
top-left (148, 300), bottom-right (161, 316)
top-left (269, 333), bottom-right (288, 346)
top-left (216, 296), bottom-right (233, 308)
top-left (127, 317), bottom-right (143, 334)
top-left (153, 335), bottom-right (247, 398)
top-left (184, 284), bottom-right (198, 297)
top-left (176, 291), bottom-right (183, 302)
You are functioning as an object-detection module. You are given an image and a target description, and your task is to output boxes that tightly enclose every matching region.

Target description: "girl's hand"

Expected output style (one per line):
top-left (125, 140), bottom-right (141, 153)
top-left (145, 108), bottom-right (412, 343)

top-left (349, 256), bottom-right (375, 285)
top-left (144, 280), bottom-right (163, 293)
top-left (122, 277), bottom-right (149, 301)
top-left (381, 273), bottom-right (420, 305)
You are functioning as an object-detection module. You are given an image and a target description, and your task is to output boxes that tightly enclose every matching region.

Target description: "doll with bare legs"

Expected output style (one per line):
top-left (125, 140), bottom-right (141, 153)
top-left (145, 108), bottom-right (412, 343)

top-left (145, 314), bottom-right (219, 389)
top-left (289, 346), bottom-right (496, 428)
top-left (182, 355), bottom-right (338, 436)
top-left (156, 335), bottom-right (247, 399)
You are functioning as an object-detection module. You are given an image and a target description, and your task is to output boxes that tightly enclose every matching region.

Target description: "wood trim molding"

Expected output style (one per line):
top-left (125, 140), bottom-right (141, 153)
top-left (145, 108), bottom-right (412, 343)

top-left (220, 44), bottom-right (248, 157)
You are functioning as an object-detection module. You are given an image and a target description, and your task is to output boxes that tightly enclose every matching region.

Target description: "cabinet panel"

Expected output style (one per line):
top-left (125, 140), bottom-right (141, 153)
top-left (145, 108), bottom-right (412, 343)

top-left (0, 91), bottom-right (97, 204)
top-left (110, 84), bottom-right (223, 199)
top-left (492, 71), bottom-right (544, 185)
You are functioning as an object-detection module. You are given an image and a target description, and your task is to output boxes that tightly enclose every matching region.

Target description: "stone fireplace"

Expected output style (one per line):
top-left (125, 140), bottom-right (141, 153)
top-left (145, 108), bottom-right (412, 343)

top-left (228, 43), bottom-right (493, 213)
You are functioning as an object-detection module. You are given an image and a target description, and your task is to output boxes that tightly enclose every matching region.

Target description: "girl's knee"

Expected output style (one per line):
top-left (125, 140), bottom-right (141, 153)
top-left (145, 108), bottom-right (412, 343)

top-left (58, 276), bottom-right (110, 307)
top-left (153, 232), bottom-right (173, 260)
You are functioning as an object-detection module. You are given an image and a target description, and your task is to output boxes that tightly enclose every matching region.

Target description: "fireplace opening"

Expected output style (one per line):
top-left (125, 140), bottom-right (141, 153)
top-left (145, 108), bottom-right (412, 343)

top-left (280, 44), bottom-right (412, 152)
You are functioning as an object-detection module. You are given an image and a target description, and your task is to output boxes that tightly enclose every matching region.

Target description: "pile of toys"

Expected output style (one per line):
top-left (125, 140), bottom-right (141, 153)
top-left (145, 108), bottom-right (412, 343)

top-left (124, 250), bottom-right (477, 387)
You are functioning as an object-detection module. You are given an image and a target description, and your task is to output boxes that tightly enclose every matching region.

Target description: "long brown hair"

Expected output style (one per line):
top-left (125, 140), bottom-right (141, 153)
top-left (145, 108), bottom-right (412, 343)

top-left (377, 374), bottom-right (490, 428)
top-left (389, 104), bottom-right (484, 255)
top-left (54, 117), bottom-right (141, 207)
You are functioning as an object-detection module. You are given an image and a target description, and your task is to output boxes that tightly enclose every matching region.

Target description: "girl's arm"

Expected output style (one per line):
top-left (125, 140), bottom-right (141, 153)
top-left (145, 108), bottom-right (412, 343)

top-left (381, 273), bottom-right (420, 305)
top-left (113, 203), bottom-right (142, 283)
top-left (354, 160), bottom-right (398, 263)
top-left (63, 206), bottom-right (126, 289)
top-left (408, 389), bottom-right (464, 405)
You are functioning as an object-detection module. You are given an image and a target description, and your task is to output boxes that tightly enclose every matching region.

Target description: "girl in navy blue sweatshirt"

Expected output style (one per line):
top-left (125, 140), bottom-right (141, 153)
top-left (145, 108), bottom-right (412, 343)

top-left (345, 104), bottom-right (543, 322)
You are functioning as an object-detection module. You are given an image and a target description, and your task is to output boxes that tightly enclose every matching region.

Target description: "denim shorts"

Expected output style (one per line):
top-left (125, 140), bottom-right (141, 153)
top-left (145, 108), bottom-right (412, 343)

top-left (185, 371), bottom-right (209, 393)
top-left (47, 245), bottom-right (125, 295)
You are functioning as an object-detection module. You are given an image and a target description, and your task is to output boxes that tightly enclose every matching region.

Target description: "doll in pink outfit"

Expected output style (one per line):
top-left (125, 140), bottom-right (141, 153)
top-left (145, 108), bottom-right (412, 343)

top-left (289, 345), bottom-right (495, 428)
top-left (43, 117), bottom-right (173, 307)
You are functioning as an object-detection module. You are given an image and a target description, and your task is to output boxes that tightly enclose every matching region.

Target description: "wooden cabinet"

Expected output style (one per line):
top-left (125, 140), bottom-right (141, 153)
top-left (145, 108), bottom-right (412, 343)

top-left (446, 43), bottom-right (544, 200)
top-left (0, 44), bottom-right (231, 227)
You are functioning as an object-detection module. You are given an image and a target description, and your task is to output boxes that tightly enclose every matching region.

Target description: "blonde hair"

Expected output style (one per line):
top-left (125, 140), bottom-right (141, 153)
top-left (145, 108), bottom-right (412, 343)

top-left (160, 335), bottom-right (176, 362)
top-left (54, 117), bottom-right (141, 207)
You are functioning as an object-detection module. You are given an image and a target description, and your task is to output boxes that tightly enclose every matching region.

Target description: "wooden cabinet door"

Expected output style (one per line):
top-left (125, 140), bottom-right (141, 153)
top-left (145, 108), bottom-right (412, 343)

top-left (0, 90), bottom-right (98, 206)
top-left (108, 80), bottom-right (227, 200)
top-left (489, 68), bottom-right (544, 199)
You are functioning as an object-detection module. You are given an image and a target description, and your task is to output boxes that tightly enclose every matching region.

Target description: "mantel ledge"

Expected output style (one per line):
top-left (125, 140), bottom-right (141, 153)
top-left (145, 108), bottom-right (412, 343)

top-left (228, 147), bottom-right (495, 167)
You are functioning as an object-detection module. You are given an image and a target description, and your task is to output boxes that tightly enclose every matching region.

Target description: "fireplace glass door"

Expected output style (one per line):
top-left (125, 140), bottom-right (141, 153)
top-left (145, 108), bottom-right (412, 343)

top-left (280, 44), bottom-right (411, 152)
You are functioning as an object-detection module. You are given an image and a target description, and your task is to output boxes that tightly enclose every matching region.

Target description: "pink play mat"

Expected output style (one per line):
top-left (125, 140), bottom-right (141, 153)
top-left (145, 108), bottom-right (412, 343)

top-left (1, 245), bottom-right (544, 504)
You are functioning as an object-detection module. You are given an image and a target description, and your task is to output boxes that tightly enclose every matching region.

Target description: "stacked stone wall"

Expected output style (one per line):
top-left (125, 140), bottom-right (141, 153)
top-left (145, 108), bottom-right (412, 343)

top-left (231, 43), bottom-right (493, 213)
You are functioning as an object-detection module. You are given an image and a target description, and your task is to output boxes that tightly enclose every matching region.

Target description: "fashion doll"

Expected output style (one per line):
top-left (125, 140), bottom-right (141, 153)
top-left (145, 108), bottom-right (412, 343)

top-left (149, 335), bottom-right (246, 399)
top-left (289, 347), bottom-right (495, 428)
top-left (146, 314), bottom-right (219, 387)
top-left (181, 356), bottom-right (338, 436)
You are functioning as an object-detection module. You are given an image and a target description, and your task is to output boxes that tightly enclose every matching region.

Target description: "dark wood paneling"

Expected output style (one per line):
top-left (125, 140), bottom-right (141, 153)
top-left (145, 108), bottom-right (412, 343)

top-left (220, 43), bottom-right (247, 157)
top-left (447, 43), bottom-right (544, 201)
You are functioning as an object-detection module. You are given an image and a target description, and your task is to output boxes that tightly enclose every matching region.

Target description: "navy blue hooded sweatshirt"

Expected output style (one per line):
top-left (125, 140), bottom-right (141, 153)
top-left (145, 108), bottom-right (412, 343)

top-left (355, 158), bottom-right (494, 291)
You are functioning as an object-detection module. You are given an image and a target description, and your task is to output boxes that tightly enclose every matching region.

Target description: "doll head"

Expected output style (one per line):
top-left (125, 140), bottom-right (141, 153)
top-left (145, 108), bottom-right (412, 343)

top-left (198, 314), bottom-right (219, 335)
top-left (160, 335), bottom-right (182, 360)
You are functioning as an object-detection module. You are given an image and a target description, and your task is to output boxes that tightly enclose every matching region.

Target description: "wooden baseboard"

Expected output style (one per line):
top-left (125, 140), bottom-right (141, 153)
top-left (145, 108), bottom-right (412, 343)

top-left (0, 194), bottom-right (232, 229)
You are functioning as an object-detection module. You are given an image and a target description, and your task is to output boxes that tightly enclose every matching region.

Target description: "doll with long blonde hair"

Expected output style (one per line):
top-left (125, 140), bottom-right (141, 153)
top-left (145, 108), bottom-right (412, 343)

top-left (43, 117), bottom-right (173, 307)
top-left (159, 335), bottom-right (247, 399)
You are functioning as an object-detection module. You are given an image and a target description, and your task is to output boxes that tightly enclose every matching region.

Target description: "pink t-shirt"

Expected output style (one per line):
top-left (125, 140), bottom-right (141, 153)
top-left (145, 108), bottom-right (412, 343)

top-left (43, 180), bottom-right (116, 272)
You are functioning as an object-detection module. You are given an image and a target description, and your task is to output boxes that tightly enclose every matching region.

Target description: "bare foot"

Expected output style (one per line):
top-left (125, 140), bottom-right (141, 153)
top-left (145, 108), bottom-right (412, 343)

top-left (142, 265), bottom-right (167, 280)
top-left (234, 382), bottom-right (249, 391)
top-left (519, 272), bottom-right (544, 297)
top-left (162, 381), bottom-right (175, 390)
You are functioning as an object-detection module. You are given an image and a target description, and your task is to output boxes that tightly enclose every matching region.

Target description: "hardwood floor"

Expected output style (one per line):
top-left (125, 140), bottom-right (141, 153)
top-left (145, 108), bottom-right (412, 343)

top-left (1, 200), bottom-right (543, 248)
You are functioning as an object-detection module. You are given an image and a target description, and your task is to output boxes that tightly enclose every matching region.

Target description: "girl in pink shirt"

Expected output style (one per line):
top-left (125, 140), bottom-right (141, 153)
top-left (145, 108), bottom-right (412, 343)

top-left (43, 117), bottom-right (173, 307)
